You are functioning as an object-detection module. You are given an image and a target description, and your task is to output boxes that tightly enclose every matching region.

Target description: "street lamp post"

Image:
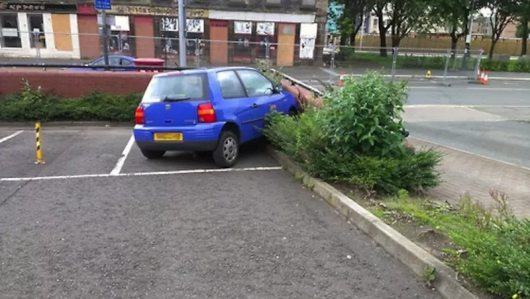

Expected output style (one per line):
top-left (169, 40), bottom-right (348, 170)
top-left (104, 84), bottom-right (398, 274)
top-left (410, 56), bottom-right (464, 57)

top-left (464, 0), bottom-right (476, 61)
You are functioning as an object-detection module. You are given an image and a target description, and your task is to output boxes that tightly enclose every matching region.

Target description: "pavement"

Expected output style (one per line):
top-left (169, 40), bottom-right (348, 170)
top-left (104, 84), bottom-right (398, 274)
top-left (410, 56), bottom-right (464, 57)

top-left (0, 126), bottom-right (441, 299)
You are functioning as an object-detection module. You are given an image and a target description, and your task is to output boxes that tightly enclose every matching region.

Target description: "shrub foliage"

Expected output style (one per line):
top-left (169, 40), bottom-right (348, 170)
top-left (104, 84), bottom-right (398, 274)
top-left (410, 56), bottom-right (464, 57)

top-left (264, 72), bottom-right (441, 194)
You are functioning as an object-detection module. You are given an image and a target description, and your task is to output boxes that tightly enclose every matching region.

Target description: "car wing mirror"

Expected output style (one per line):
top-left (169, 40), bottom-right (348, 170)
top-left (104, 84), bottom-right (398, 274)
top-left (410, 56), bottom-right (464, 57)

top-left (275, 83), bottom-right (283, 92)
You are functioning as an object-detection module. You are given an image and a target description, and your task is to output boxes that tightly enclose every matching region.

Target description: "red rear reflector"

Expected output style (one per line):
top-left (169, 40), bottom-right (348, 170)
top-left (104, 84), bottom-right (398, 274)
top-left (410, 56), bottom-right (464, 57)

top-left (135, 105), bottom-right (145, 125)
top-left (197, 102), bottom-right (216, 123)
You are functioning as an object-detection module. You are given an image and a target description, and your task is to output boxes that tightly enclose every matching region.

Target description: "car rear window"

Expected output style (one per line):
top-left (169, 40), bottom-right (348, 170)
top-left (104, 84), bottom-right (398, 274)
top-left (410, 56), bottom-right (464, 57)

top-left (141, 73), bottom-right (208, 103)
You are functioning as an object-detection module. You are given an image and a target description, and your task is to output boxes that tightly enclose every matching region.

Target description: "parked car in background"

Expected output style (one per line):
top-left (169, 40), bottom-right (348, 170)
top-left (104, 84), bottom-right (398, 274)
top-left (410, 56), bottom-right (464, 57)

top-left (133, 66), bottom-right (300, 167)
top-left (66, 54), bottom-right (136, 71)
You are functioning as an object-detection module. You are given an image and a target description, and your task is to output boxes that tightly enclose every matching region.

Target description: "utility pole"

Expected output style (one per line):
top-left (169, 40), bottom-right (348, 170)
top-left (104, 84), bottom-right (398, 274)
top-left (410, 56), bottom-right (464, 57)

top-left (464, 0), bottom-right (476, 63)
top-left (178, 0), bottom-right (187, 67)
top-left (359, 9), bottom-right (366, 50)
top-left (101, 9), bottom-right (109, 66)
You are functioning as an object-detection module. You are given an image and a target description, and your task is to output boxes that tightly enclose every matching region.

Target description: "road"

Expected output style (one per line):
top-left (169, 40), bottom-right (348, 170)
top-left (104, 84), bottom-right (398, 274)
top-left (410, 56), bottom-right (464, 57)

top-left (282, 67), bottom-right (530, 168)
top-left (0, 127), bottom-right (440, 298)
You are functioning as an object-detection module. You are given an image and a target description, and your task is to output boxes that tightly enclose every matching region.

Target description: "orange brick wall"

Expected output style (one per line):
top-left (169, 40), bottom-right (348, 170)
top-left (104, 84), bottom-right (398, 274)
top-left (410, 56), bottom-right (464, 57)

top-left (134, 16), bottom-right (155, 58)
top-left (0, 70), bottom-right (155, 98)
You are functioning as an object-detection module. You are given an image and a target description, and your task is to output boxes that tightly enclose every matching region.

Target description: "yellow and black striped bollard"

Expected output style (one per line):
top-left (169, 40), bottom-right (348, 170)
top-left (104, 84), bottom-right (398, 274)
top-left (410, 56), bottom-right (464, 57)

top-left (35, 122), bottom-right (45, 164)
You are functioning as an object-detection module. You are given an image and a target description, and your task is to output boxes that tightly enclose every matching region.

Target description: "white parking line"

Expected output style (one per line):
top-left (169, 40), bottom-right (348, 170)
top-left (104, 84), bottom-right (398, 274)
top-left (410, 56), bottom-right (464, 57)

top-left (0, 166), bottom-right (283, 182)
top-left (0, 130), bottom-right (24, 144)
top-left (110, 135), bottom-right (135, 175)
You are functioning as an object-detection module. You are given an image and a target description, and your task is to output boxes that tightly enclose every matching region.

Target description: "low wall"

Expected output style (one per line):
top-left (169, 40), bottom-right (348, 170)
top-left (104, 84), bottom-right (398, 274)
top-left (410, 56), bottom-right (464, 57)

top-left (0, 70), bottom-right (325, 109)
top-left (0, 70), bottom-right (155, 98)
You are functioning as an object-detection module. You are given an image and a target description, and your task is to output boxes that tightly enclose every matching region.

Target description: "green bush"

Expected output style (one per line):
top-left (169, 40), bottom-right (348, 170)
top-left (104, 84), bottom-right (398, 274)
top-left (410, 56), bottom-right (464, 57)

top-left (264, 72), bottom-right (442, 194)
top-left (0, 79), bottom-right (142, 122)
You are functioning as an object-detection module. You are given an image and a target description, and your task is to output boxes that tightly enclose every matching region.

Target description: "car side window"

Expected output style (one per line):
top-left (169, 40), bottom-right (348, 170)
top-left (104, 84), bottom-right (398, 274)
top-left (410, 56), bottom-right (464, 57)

top-left (91, 59), bottom-right (105, 66)
top-left (216, 71), bottom-right (247, 99)
top-left (121, 58), bottom-right (132, 66)
top-left (91, 57), bottom-right (120, 66)
top-left (236, 70), bottom-right (274, 97)
top-left (109, 57), bottom-right (121, 66)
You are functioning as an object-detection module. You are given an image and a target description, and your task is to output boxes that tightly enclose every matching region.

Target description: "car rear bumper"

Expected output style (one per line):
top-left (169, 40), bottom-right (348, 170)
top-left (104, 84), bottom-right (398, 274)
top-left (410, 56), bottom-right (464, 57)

top-left (135, 140), bottom-right (217, 151)
top-left (133, 123), bottom-right (223, 152)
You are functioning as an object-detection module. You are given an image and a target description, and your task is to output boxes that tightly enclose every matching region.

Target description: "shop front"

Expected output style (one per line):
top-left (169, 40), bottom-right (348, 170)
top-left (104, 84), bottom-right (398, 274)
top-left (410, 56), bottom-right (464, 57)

top-left (0, 2), bottom-right (80, 58)
top-left (208, 10), bottom-right (316, 66)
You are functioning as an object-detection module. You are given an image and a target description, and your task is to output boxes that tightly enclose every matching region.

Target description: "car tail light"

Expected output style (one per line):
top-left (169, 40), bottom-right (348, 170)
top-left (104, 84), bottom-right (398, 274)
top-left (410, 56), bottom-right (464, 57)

top-left (197, 102), bottom-right (216, 123)
top-left (135, 105), bottom-right (145, 125)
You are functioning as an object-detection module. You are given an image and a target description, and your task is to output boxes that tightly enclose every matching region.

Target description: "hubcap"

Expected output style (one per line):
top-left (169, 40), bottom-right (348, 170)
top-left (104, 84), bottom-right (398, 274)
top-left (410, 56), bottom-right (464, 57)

top-left (222, 137), bottom-right (237, 162)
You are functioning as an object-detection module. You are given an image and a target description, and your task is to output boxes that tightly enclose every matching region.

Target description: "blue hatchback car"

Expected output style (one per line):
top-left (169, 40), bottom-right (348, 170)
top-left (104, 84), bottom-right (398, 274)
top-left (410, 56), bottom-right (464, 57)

top-left (67, 54), bottom-right (136, 71)
top-left (133, 66), bottom-right (299, 167)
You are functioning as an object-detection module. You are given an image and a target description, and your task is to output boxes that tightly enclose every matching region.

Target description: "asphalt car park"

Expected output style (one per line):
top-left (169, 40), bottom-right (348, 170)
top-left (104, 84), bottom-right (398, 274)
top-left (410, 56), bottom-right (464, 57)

top-left (0, 126), bottom-right (441, 298)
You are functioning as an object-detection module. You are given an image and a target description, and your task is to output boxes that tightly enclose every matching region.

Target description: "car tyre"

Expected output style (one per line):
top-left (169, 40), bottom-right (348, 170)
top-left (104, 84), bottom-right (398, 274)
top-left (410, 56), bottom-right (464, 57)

top-left (213, 130), bottom-right (239, 168)
top-left (141, 149), bottom-right (166, 159)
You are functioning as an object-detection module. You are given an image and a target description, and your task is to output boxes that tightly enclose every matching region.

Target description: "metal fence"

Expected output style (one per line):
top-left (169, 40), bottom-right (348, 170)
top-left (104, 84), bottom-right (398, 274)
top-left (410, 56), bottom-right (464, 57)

top-left (2, 30), bottom-right (483, 84)
top-left (322, 45), bottom-right (484, 85)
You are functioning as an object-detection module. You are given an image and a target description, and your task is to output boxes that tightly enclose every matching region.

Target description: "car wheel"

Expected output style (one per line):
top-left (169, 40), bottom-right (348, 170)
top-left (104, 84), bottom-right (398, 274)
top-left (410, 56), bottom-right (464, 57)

top-left (141, 149), bottom-right (166, 159)
top-left (213, 130), bottom-right (239, 168)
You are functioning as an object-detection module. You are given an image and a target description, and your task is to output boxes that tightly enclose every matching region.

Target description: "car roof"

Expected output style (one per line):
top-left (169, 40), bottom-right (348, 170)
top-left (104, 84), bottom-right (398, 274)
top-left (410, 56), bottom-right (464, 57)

top-left (100, 54), bottom-right (134, 60)
top-left (154, 66), bottom-right (260, 78)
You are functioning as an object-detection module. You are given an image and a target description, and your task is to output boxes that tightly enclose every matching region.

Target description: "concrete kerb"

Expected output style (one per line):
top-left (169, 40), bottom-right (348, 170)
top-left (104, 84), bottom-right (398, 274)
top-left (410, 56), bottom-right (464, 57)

top-left (266, 146), bottom-right (478, 299)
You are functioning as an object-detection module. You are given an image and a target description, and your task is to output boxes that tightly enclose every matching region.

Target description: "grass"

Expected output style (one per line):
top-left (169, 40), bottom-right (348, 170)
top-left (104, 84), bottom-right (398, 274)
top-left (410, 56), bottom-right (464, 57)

top-left (357, 189), bottom-right (530, 299)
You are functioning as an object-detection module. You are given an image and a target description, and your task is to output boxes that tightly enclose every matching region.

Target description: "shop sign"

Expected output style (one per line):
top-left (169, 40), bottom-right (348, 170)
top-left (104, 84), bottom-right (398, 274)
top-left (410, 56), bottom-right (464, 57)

top-left (0, 2), bottom-right (77, 13)
top-left (108, 5), bottom-right (208, 18)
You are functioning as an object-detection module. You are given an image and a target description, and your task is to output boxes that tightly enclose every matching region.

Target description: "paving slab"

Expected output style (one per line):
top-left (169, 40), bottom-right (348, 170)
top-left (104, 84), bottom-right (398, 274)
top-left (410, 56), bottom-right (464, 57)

top-left (410, 137), bottom-right (530, 218)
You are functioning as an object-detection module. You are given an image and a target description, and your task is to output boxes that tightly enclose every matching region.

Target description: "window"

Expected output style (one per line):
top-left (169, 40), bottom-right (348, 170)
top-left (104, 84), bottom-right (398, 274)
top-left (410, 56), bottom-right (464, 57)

top-left (91, 57), bottom-right (121, 66)
top-left (142, 74), bottom-right (206, 103)
top-left (28, 14), bottom-right (45, 49)
top-left (236, 70), bottom-right (274, 96)
top-left (216, 71), bottom-right (246, 99)
top-left (0, 13), bottom-right (22, 48)
top-left (120, 58), bottom-right (132, 66)
top-left (233, 36), bottom-right (251, 57)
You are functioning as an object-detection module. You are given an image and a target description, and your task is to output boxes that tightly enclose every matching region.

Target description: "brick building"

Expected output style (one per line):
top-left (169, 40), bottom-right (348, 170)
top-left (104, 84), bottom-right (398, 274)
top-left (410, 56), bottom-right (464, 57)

top-left (76, 0), bottom-right (327, 66)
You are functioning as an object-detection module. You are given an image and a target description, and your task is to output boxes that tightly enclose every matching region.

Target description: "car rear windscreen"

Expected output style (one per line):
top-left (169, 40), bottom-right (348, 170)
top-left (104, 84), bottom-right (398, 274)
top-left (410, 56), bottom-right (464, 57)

top-left (141, 73), bottom-right (207, 103)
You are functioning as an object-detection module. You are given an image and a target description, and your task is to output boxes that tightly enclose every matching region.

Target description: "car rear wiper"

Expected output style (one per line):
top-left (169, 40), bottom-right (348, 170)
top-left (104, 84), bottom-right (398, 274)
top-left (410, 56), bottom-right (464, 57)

top-left (162, 96), bottom-right (191, 102)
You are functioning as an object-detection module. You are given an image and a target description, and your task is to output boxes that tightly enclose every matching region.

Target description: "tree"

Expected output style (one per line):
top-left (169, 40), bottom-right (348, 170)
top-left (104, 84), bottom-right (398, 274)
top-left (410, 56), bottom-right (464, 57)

top-left (427, 0), bottom-right (486, 56)
top-left (389, 0), bottom-right (430, 48)
top-left (372, 0), bottom-right (393, 56)
top-left (486, 0), bottom-right (518, 58)
top-left (335, 0), bottom-right (371, 45)
top-left (371, 0), bottom-right (430, 56)
top-left (515, 1), bottom-right (530, 55)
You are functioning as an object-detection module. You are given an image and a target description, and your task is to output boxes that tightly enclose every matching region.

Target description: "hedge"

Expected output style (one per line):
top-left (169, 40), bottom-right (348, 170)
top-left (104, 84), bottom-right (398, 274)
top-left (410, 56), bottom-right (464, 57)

top-left (0, 79), bottom-right (142, 122)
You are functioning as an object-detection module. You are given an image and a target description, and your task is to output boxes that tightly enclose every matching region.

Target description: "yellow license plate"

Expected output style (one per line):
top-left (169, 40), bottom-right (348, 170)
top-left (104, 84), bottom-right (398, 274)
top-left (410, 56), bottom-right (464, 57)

top-left (154, 132), bottom-right (183, 141)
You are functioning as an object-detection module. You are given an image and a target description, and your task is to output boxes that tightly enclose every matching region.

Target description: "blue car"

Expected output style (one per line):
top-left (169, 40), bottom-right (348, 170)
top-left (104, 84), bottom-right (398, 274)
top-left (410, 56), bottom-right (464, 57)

top-left (133, 66), bottom-right (299, 167)
top-left (67, 54), bottom-right (136, 71)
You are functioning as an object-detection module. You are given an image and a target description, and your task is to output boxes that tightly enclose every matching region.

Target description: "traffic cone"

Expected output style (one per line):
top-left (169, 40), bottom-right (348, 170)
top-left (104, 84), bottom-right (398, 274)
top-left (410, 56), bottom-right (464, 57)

top-left (482, 71), bottom-right (489, 85)
top-left (476, 68), bottom-right (481, 80)
top-left (479, 71), bottom-right (485, 84)
top-left (426, 70), bottom-right (432, 79)
top-left (338, 71), bottom-right (344, 86)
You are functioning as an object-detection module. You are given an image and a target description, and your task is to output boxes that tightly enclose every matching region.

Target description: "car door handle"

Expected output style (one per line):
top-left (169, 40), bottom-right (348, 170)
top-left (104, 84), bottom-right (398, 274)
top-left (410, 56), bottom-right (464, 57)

top-left (251, 103), bottom-right (258, 108)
